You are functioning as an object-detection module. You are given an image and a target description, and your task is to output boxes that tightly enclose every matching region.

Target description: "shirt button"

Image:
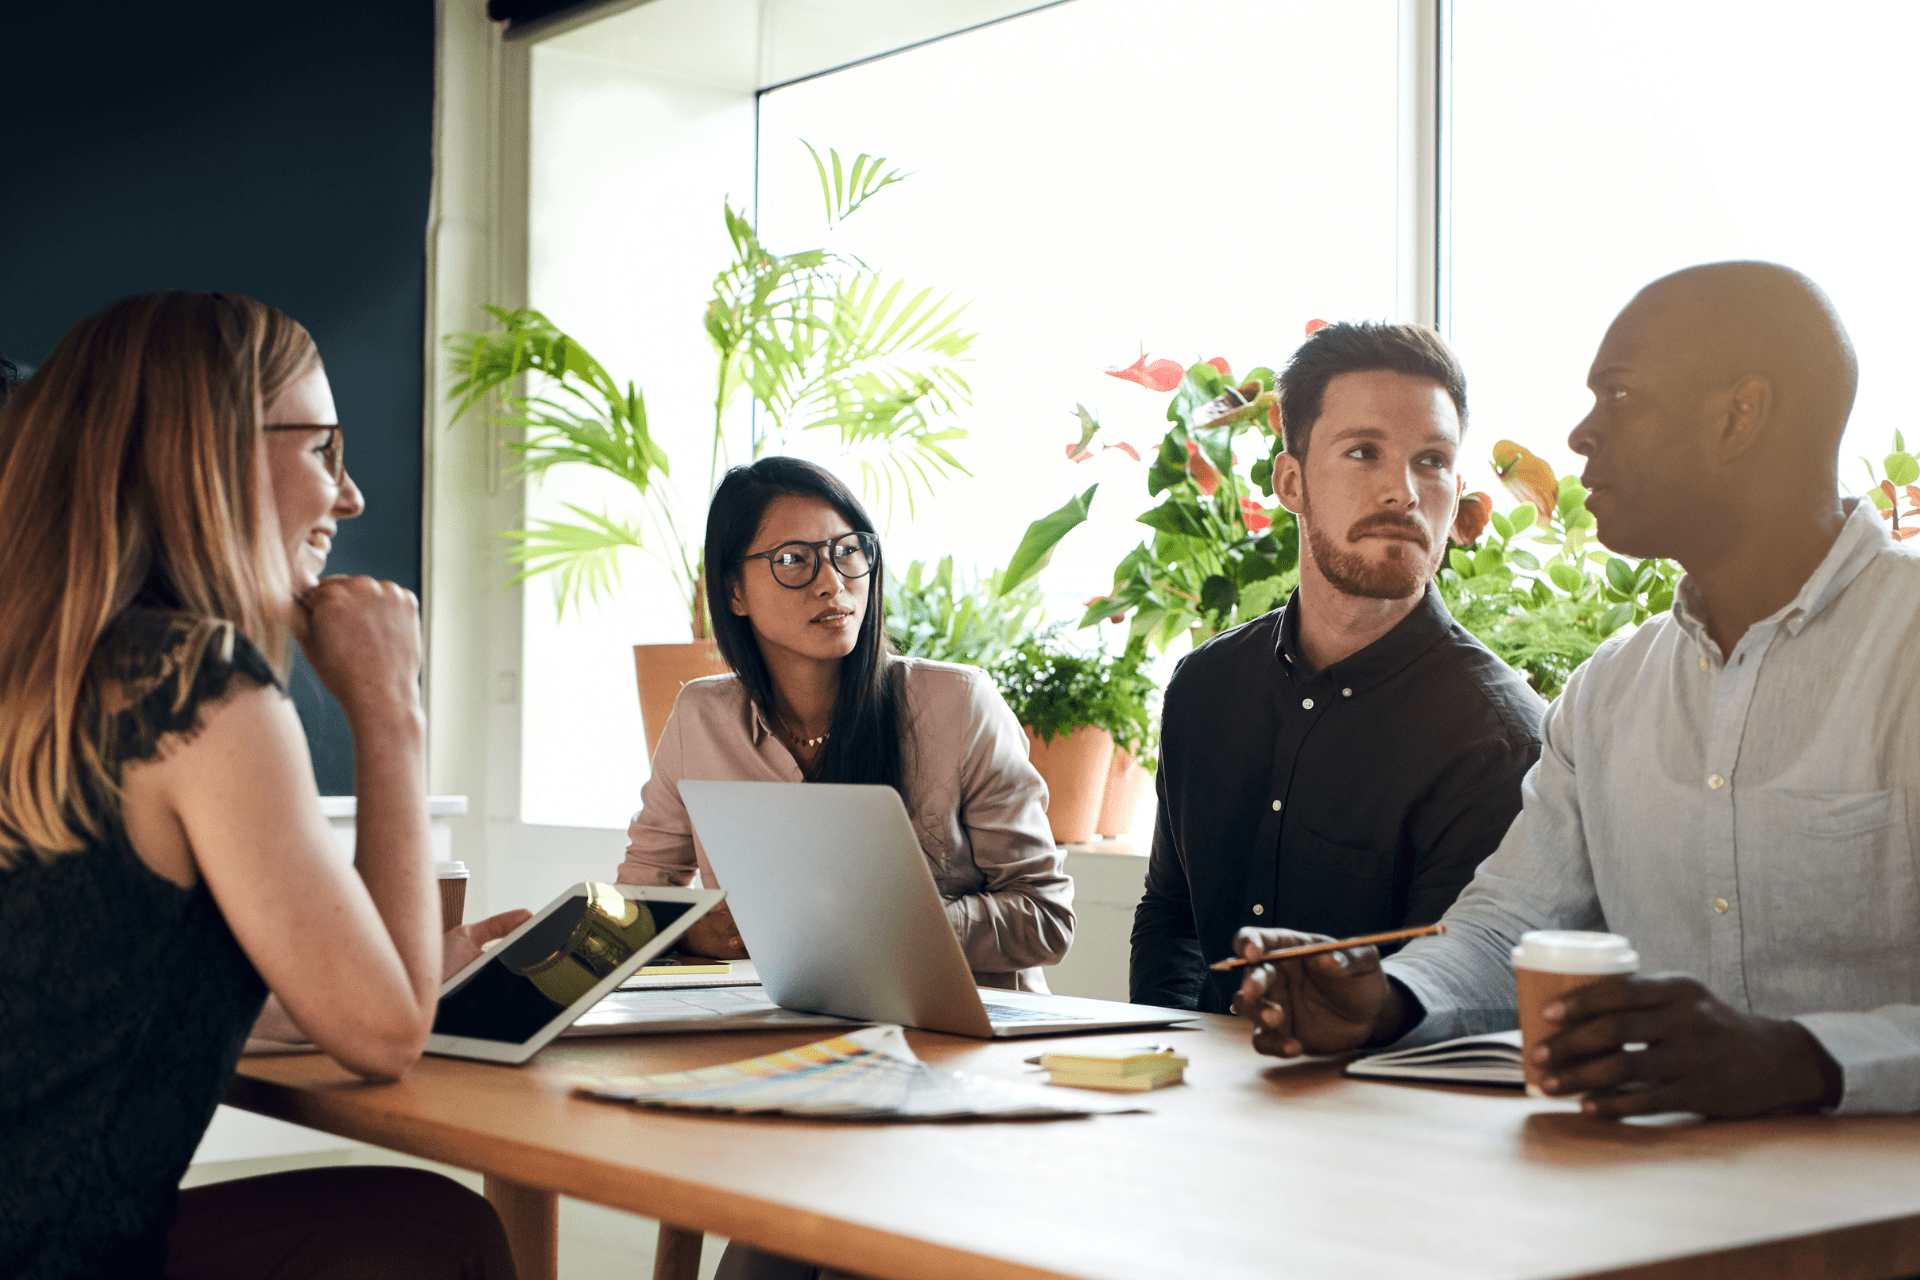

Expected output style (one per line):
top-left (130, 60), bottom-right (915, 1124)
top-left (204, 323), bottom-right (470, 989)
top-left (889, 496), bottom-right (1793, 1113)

top-left (1708, 774), bottom-right (1725, 790)
top-left (1713, 897), bottom-right (1730, 914)
top-left (1342, 688), bottom-right (1353, 698)
top-left (1302, 697), bottom-right (1315, 710)
top-left (1252, 904), bottom-right (1265, 916)
top-left (1271, 799), bottom-right (1283, 811)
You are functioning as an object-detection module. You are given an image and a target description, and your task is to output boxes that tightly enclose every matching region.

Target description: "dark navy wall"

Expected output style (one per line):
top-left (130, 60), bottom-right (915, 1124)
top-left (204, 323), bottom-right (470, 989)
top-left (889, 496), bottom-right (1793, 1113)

top-left (0, 2), bottom-right (436, 795)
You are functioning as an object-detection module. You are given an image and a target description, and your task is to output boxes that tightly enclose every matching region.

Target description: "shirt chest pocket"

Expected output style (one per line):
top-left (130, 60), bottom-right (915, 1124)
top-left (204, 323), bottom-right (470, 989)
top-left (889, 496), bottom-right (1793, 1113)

top-left (1743, 789), bottom-right (1916, 964)
top-left (1276, 825), bottom-right (1400, 941)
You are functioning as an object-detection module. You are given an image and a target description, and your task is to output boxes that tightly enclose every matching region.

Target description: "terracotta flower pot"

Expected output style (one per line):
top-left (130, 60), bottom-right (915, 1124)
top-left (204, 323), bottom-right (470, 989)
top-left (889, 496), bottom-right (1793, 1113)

top-left (1095, 748), bottom-right (1153, 840)
top-left (633, 642), bottom-right (730, 759)
top-left (1023, 724), bottom-right (1115, 845)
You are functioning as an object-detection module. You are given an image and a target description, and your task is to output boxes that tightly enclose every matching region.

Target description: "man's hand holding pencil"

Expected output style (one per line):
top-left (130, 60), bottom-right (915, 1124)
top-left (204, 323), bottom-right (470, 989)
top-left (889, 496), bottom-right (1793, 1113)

top-left (1229, 926), bottom-right (1428, 1058)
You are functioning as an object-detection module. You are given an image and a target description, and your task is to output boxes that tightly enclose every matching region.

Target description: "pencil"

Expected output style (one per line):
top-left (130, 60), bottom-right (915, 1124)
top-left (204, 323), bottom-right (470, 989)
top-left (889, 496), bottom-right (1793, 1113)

top-left (1208, 922), bottom-right (1446, 971)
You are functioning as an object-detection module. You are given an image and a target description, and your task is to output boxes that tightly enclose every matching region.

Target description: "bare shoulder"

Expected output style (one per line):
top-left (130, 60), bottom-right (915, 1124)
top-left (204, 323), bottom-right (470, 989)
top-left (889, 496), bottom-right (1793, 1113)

top-left (118, 683), bottom-right (309, 888)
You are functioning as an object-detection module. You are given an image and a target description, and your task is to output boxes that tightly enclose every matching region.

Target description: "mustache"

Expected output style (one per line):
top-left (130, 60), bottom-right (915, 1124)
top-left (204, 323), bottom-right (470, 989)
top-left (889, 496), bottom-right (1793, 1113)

top-left (1346, 513), bottom-right (1431, 547)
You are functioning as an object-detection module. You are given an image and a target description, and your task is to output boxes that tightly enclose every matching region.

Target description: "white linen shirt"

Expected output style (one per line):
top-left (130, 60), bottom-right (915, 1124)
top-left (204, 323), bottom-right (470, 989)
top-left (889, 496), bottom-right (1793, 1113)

top-left (618, 656), bottom-right (1073, 991)
top-left (1384, 500), bottom-right (1920, 1113)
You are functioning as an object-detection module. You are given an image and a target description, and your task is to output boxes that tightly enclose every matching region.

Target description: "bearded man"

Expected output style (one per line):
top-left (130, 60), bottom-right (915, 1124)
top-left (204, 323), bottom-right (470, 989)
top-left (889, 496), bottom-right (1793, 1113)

top-left (1130, 322), bottom-right (1545, 1013)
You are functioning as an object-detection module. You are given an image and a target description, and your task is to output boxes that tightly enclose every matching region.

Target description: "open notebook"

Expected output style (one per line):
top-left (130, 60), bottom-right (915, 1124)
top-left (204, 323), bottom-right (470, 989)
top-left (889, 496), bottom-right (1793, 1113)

top-left (1343, 1029), bottom-right (1524, 1087)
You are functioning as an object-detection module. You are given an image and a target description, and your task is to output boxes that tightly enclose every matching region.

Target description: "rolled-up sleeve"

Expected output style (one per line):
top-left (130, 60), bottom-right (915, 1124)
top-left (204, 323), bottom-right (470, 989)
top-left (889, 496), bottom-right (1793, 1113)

top-left (616, 706), bottom-right (703, 888)
top-left (1383, 660), bottom-right (1605, 1047)
top-left (942, 677), bottom-right (1075, 979)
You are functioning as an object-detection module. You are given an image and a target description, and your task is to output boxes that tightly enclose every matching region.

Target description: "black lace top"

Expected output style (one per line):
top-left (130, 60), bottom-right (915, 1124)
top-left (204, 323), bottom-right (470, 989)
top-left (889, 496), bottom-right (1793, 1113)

top-left (0, 610), bottom-right (280, 1279)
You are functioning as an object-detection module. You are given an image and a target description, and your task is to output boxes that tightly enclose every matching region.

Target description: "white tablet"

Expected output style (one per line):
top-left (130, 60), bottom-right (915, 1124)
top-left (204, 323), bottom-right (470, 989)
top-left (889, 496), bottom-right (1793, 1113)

top-left (427, 882), bottom-right (725, 1065)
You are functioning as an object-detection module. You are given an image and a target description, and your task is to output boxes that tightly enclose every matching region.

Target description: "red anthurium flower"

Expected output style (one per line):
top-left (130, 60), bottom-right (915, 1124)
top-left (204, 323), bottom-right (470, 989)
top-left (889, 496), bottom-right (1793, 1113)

top-left (1491, 440), bottom-right (1560, 519)
top-left (1186, 440), bottom-right (1221, 495)
top-left (1107, 354), bottom-right (1186, 393)
top-left (1110, 441), bottom-right (1141, 462)
top-left (1305, 319), bottom-right (1330, 336)
top-left (1452, 492), bottom-right (1491, 548)
top-left (1206, 356), bottom-right (1233, 380)
top-left (1267, 400), bottom-right (1282, 437)
top-left (1240, 497), bottom-right (1273, 532)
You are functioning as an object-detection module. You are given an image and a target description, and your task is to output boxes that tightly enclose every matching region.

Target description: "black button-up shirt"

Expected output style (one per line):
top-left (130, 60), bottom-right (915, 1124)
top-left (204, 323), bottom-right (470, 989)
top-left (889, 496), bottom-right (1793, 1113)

top-left (1130, 585), bottom-right (1545, 1013)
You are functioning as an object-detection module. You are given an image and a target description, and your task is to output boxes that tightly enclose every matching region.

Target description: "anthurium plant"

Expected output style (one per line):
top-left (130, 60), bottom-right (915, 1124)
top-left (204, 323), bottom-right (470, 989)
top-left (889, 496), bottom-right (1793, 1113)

top-left (1002, 352), bottom-right (1300, 650)
top-left (443, 145), bottom-right (975, 636)
top-left (1861, 431), bottom-right (1920, 541)
top-left (1440, 440), bottom-right (1682, 697)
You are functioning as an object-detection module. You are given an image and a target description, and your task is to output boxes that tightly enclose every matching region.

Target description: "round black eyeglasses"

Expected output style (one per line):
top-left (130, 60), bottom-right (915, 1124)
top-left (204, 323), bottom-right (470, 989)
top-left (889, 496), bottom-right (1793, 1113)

top-left (738, 532), bottom-right (881, 589)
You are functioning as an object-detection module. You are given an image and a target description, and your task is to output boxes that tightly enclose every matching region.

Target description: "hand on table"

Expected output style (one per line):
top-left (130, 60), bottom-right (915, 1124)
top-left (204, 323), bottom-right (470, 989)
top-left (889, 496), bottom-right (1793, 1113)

top-left (442, 909), bottom-right (533, 978)
top-left (1532, 973), bottom-right (1843, 1119)
top-left (1233, 927), bottom-right (1406, 1058)
top-left (679, 900), bottom-right (748, 960)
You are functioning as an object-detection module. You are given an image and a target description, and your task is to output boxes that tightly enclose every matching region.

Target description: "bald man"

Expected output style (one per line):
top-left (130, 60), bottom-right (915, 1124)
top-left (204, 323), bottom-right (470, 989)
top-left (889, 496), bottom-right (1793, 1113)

top-left (1230, 261), bottom-right (1920, 1118)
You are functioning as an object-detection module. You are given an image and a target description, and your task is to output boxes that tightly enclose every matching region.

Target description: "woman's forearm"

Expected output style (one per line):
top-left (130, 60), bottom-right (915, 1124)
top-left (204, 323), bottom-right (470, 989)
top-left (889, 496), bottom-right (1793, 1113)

top-left (348, 702), bottom-right (437, 1014)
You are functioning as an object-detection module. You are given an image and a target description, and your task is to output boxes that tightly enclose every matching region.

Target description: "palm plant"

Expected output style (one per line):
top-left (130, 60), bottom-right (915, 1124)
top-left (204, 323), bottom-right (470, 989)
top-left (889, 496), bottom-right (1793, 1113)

top-left (445, 144), bottom-right (977, 637)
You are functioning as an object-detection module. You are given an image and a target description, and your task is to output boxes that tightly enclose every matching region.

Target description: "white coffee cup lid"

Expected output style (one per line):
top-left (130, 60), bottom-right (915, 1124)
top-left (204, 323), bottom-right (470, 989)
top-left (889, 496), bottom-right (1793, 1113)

top-left (1511, 930), bottom-right (1637, 974)
top-left (436, 861), bottom-right (470, 878)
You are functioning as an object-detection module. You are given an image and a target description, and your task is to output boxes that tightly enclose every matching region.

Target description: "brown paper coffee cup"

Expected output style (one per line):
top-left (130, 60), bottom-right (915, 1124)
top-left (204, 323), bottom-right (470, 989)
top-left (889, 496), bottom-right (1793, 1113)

top-left (436, 861), bottom-right (469, 933)
top-left (1511, 930), bottom-right (1638, 1098)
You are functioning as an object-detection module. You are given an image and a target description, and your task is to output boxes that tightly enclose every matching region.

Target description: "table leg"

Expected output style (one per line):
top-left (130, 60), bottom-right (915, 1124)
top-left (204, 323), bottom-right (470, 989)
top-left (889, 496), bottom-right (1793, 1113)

top-left (484, 1175), bottom-right (559, 1280)
top-left (653, 1225), bottom-right (703, 1280)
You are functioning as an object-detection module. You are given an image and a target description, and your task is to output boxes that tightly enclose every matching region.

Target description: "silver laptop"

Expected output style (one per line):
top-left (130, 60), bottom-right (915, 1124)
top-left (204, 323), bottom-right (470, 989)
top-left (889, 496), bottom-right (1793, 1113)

top-left (680, 779), bottom-right (1196, 1039)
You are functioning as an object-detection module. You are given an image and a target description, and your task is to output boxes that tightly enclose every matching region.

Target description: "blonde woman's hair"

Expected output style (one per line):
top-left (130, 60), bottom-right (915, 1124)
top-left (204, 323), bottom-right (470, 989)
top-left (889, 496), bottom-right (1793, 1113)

top-left (0, 291), bottom-right (319, 864)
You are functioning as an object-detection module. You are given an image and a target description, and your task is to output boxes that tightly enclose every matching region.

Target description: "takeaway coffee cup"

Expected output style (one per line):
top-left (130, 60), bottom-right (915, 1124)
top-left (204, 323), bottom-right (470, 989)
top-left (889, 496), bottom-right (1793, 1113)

top-left (1512, 930), bottom-right (1638, 1098)
top-left (436, 862), bottom-right (470, 933)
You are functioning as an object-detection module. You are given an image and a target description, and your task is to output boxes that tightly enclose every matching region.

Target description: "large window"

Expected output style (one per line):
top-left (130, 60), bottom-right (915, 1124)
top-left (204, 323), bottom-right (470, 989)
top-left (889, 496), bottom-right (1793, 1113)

top-left (1448, 1), bottom-right (1920, 484)
top-left (514, 0), bottom-right (1920, 829)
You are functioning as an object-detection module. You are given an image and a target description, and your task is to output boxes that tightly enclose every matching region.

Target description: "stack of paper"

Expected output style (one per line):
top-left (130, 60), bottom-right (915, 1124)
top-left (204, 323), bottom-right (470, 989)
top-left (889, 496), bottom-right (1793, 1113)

top-left (569, 1025), bottom-right (1145, 1120)
top-left (1342, 1029), bottom-right (1524, 1086)
top-left (1040, 1047), bottom-right (1187, 1092)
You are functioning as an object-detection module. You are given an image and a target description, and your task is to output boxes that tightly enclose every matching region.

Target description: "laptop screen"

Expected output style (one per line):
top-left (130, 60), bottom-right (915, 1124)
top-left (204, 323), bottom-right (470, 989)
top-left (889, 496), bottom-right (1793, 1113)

top-left (433, 887), bottom-right (696, 1045)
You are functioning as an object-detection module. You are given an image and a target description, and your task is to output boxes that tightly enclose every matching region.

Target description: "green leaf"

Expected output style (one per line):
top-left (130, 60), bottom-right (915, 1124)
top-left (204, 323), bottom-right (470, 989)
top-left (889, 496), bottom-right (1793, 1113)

top-left (1605, 557), bottom-right (1637, 595)
top-left (1473, 546), bottom-right (1505, 576)
top-left (1199, 574), bottom-right (1239, 615)
top-left (1449, 547), bottom-right (1474, 576)
top-left (1869, 486), bottom-right (1896, 511)
top-left (1490, 511), bottom-right (1514, 541)
top-left (1138, 499), bottom-right (1212, 538)
top-left (1250, 456), bottom-right (1273, 496)
top-left (1002, 485), bottom-right (1097, 594)
top-left (1548, 561), bottom-right (1584, 594)
top-left (1897, 430), bottom-right (1907, 453)
top-left (1509, 548), bottom-right (1541, 571)
top-left (1600, 602), bottom-right (1635, 635)
top-left (1508, 502), bottom-right (1538, 531)
top-left (1886, 453), bottom-right (1920, 487)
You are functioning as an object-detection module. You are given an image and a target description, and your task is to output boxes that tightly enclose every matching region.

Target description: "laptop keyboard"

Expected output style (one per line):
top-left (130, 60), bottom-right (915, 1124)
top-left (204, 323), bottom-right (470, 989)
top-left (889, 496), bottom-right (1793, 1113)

top-left (982, 1002), bottom-right (1091, 1024)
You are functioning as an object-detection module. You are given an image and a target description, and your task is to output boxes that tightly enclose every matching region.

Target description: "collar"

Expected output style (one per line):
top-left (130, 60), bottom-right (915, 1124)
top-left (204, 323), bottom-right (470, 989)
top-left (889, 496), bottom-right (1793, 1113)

top-left (1274, 581), bottom-right (1453, 692)
top-left (1672, 499), bottom-right (1891, 650)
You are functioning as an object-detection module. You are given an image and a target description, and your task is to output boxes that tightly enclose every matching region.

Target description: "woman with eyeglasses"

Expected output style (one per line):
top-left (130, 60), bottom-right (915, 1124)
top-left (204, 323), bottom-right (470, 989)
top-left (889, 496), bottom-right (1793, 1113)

top-left (0, 292), bottom-right (517, 1279)
top-left (618, 455), bottom-right (1073, 991)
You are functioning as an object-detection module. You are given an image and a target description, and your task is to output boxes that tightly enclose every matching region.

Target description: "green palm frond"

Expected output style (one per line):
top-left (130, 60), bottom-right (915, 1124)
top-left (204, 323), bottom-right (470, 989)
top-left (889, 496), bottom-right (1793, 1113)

top-left (805, 141), bottom-right (908, 228)
top-left (502, 505), bottom-right (648, 619)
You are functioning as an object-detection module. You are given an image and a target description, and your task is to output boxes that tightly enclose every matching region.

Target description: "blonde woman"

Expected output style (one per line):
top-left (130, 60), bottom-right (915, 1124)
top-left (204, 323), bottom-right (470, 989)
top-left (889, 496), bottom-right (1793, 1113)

top-left (0, 292), bottom-right (516, 1279)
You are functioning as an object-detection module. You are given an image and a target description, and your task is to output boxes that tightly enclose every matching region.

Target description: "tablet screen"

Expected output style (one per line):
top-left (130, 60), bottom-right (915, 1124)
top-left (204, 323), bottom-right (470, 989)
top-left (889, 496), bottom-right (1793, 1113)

top-left (433, 886), bottom-right (697, 1045)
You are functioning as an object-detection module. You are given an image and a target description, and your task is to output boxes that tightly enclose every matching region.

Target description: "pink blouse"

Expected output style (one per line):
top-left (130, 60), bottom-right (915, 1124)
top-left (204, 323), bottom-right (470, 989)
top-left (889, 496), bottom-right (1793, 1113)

top-left (618, 656), bottom-right (1074, 991)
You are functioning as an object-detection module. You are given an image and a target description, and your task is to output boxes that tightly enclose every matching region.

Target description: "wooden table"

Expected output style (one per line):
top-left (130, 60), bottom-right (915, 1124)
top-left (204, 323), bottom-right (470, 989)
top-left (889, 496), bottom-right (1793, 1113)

top-left (228, 1016), bottom-right (1920, 1280)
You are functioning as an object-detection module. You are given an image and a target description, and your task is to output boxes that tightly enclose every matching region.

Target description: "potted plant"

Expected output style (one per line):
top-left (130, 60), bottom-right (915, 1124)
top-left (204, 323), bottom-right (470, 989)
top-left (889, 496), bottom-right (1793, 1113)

top-left (444, 145), bottom-right (977, 754)
top-left (990, 633), bottom-right (1156, 844)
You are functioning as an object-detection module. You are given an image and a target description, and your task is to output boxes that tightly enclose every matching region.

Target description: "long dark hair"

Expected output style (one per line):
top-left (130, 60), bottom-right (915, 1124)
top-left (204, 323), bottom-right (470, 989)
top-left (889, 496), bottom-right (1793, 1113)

top-left (704, 456), bottom-right (906, 796)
